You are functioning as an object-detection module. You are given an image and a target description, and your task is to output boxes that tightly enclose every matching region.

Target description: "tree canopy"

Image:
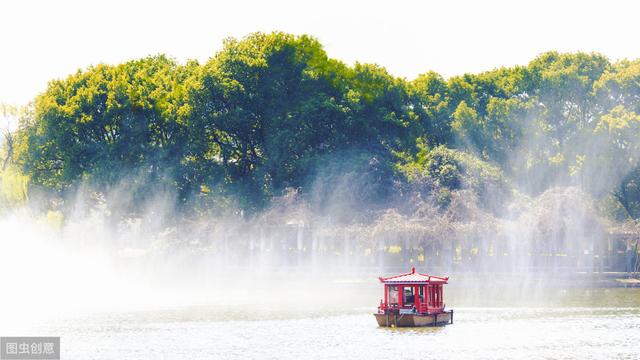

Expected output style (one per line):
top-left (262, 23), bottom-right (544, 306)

top-left (7, 32), bottom-right (640, 221)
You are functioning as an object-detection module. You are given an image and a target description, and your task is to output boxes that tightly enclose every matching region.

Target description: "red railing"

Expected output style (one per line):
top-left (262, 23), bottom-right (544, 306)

top-left (379, 300), bottom-right (444, 314)
top-left (378, 300), bottom-right (401, 314)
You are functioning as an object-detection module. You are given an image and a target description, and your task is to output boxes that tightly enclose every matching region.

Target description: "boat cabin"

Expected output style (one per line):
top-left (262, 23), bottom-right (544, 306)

top-left (378, 267), bottom-right (448, 315)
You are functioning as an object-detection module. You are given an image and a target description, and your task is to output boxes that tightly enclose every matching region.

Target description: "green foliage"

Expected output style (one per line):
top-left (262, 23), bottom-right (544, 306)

top-left (307, 149), bottom-right (397, 220)
top-left (400, 145), bottom-right (508, 210)
top-left (10, 33), bottom-right (640, 220)
top-left (16, 56), bottom-right (196, 202)
top-left (613, 167), bottom-right (640, 219)
top-left (408, 71), bottom-right (451, 146)
top-left (188, 32), bottom-right (414, 212)
top-left (0, 166), bottom-right (29, 209)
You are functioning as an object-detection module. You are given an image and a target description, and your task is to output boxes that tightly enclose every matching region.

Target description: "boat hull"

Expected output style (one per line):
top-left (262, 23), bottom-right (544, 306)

top-left (374, 310), bottom-right (453, 327)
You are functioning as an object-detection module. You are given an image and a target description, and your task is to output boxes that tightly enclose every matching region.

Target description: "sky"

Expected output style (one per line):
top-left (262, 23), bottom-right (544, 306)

top-left (1, 0), bottom-right (640, 105)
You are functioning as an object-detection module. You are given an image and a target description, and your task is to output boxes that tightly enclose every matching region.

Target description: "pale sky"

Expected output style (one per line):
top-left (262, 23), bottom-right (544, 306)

top-left (1, 0), bottom-right (640, 105)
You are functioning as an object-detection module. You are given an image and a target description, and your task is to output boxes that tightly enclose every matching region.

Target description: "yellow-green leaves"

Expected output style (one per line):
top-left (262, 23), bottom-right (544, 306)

top-left (597, 105), bottom-right (640, 133)
top-left (0, 166), bottom-right (29, 207)
top-left (10, 32), bottom-right (640, 219)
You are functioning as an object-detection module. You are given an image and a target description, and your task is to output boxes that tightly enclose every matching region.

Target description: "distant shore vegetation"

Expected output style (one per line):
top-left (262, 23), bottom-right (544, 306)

top-left (2, 32), bottom-right (640, 228)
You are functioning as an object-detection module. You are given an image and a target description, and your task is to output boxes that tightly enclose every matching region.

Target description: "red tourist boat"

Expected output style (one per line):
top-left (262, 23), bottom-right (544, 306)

top-left (374, 267), bottom-right (453, 327)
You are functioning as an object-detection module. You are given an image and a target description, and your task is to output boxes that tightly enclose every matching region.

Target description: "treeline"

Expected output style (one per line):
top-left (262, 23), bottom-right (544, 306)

top-left (4, 32), bottom-right (640, 220)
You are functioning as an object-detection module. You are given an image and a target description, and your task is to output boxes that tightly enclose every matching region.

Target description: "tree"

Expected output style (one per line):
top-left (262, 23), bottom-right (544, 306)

top-left (191, 32), bottom-right (415, 212)
top-left (409, 71), bottom-right (452, 146)
top-left (16, 56), bottom-right (194, 201)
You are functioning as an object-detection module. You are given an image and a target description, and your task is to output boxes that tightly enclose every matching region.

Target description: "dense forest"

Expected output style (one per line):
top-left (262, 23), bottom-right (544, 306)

top-left (2, 32), bottom-right (640, 227)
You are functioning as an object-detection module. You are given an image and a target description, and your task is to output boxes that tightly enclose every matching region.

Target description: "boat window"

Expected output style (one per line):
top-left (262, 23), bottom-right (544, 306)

top-left (388, 286), bottom-right (398, 305)
top-left (404, 287), bottom-right (415, 306)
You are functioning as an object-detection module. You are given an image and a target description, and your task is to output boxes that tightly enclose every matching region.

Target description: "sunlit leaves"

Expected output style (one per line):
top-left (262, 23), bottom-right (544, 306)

top-left (10, 32), bottom-right (640, 220)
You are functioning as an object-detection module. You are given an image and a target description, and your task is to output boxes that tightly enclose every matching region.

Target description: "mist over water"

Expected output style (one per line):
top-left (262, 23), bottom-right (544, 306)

top-left (0, 181), bottom-right (624, 321)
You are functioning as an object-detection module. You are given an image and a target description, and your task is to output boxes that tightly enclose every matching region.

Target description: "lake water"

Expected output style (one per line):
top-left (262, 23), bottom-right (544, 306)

top-left (3, 278), bottom-right (639, 360)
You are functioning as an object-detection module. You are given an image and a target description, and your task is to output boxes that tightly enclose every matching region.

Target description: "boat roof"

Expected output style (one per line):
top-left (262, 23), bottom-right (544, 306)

top-left (379, 267), bottom-right (448, 284)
